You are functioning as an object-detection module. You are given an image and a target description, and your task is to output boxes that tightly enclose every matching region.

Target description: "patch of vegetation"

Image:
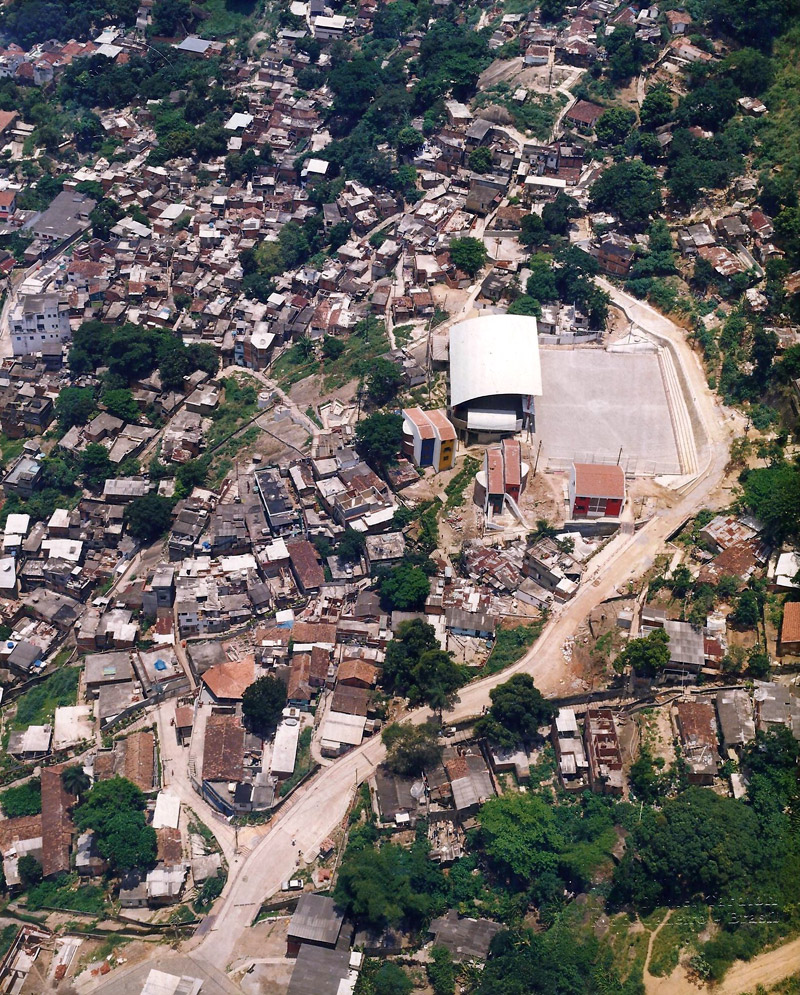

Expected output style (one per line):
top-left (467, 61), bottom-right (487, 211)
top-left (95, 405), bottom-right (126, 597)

top-left (193, 0), bottom-right (258, 37)
top-left (0, 925), bottom-right (18, 960)
top-left (323, 317), bottom-right (392, 392)
top-left (0, 778), bottom-right (42, 817)
top-left (444, 456), bottom-right (481, 510)
top-left (393, 323), bottom-right (414, 347)
top-left (10, 667), bottom-right (79, 730)
top-left (473, 83), bottom-right (565, 139)
top-left (206, 377), bottom-right (259, 449)
top-left (648, 905), bottom-right (708, 977)
top-left (279, 727), bottom-right (314, 796)
top-left (26, 873), bottom-right (107, 915)
top-left (478, 622), bottom-right (543, 677)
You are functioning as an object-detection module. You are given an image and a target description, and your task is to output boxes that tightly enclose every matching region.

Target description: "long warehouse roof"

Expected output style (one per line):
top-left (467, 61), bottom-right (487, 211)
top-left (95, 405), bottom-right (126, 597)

top-left (449, 314), bottom-right (542, 408)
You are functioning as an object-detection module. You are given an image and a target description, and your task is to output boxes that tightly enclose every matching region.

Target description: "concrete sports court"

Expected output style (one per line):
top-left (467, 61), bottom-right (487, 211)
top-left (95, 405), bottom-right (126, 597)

top-left (533, 348), bottom-right (682, 476)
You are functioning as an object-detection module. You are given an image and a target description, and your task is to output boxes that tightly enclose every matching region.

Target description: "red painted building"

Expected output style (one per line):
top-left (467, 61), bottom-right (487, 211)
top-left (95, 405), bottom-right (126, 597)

top-left (569, 462), bottom-right (625, 519)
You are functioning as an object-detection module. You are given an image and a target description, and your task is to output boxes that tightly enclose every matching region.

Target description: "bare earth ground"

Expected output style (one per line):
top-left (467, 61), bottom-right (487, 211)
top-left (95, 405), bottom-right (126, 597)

top-left (642, 935), bottom-right (800, 995)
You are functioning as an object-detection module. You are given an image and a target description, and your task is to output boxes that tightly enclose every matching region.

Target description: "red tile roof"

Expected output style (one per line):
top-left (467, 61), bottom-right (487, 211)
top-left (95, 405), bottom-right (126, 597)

top-left (40, 766), bottom-right (75, 878)
top-left (202, 712), bottom-right (245, 782)
top-left (201, 656), bottom-right (255, 701)
top-left (782, 602), bottom-right (800, 645)
top-left (573, 462), bottom-right (625, 499)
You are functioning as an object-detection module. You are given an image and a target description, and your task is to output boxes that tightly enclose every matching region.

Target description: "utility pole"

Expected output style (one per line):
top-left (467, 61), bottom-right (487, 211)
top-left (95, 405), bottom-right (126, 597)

top-left (533, 438), bottom-right (543, 475)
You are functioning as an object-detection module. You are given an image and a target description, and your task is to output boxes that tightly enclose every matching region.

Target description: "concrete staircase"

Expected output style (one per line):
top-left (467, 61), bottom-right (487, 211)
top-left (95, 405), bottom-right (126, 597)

top-left (657, 343), bottom-right (698, 476)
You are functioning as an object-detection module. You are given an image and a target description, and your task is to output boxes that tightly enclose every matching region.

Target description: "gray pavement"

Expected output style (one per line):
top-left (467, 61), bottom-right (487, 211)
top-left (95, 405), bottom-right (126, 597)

top-left (534, 347), bottom-right (682, 475)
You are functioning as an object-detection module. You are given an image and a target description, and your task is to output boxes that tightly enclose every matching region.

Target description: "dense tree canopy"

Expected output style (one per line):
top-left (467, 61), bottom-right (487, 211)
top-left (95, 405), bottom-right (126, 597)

top-left (449, 237), bottom-right (489, 278)
top-left (334, 833), bottom-right (446, 929)
top-left (355, 412), bottom-right (404, 468)
top-left (69, 320), bottom-right (216, 388)
top-left (595, 106), bottom-right (637, 145)
top-left (613, 628), bottom-right (671, 677)
top-left (590, 160), bottom-right (663, 228)
top-left (124, 494), bottom-right (174, 543)
top-left (242, 675), bottom-right (287, 734)
top-left (55, 387), bottom-right (95, 433)
top-left (382, 722), bottom-right (442, 776)
top-left (611, 787), bottom-right (765, 909)
top-left (75, 777), bottom-right (157, 872)
top-left (381, 619), bottom-right (465, 707)
top-left (1, 0), bottom-right (138, 47)
top-left (474, 674), bottom-right (554, 747)
top-left (740, 462), bottom-right (800, 543)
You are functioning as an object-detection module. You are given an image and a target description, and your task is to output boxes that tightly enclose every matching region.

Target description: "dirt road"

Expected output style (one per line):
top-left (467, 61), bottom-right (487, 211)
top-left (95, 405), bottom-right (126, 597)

top-left (715, 937), bottom-right (800, 995)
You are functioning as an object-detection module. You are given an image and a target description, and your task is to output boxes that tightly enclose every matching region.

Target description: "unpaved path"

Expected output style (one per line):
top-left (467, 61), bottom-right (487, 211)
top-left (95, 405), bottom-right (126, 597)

top-left (714, 935), bottom-right (800, 995)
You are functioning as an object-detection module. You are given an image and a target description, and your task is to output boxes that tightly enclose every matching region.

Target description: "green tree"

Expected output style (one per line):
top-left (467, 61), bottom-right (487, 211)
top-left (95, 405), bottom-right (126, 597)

top-left (519, 212), bottom-right (545, 248)
top-left (89, 198), bottom-right (123, 240)
top-left (613, 627), bottom-right (671, 677)
top-left (474, 674), bottom-right (554, 747)
top-left (541, 191), bottom-right (580, 236)
top-left (507, 295), bottom-right (541, 316)
top-left (747, 646), bottom-right (770, 678)
top-left (367, 358), bottom-right (404, 405)
top-left (374, 963), bottom-right (412, 995)
top-left (151, 0), bottom-right (192, 36)
top-left (640, 86), bottom-right (673, 130)
top-left (449, 237), bottom-right (488, 278)
top-left (397, 126), bottom-right (423, 155)
top-left (158, 340), bottom-right (191, 391)
top-left (322, 335), bottom-right (346, 360)
top-left (334, 838), bottom-right (445, 929)
top-left (124, 493), bottom-right (174, 542)
top-left (327, 222), bottom-right (352, 252)
top-left (595, 106), bottom-right (637, 145)
top-left (380, 563), bottom-right (431, 612)
top-left (81, 443), bottom-right (113, 491)
top-left (174, 457), bottom-right (210, 499)
top-left (526, 254), bottom-right (558, 302)
top-left (382, 722), bottom-right (442, 776)
top-left (355, 412), bottom-right (404, 467)
top-left (338, 527), bottom-right (366, 563)
top-left (611, 787), bottom-right (764, 910)
top-left (18, 854), bottom-right (42, 888)
top-left (61, 765), bottom-right (90, 799)
top-left (539, 0), bottom-right (566, 21)
top-left (383, 619), bottom-right (439, 693)
top-left (427, 946), bottom-right (456, 995)
top-left (590, 160), bottom-right (663, 228)
top-left (242, 675), bottom-right (287, 733)
top-left (478, 792), bottom-right (564, 881)
top-left (55, 387), bottom-right (95, 432)
top-left (629, 743), bottom-right (666, 804)
top-left (102, 388), bottom-right (140, 423)
top-left (75, 777), bottom-right (157, 872)
top-left (740, 463), bottom-right (800, 543)
top-left (604, 25), bottom-right (653, 82)
top-left (732, 588), bottom-right (760, 628)
top-left (469, 146), bottom-right (493, 174)
top-left (720, 48), bottom-right (774, 96)
top-left (670, 564), bottom-right (693, 599)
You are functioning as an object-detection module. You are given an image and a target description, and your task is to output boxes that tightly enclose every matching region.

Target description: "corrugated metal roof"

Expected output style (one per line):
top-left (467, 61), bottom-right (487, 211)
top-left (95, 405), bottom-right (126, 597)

top-left (288, 894), bottom-right (344, 946)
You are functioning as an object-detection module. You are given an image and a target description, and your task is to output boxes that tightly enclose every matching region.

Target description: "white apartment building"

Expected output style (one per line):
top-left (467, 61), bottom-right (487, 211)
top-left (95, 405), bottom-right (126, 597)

top-left (9, 294), bottom-right (70, 356)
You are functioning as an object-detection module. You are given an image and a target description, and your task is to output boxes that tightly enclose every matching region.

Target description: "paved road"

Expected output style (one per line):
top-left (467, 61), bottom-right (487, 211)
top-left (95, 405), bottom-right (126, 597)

top-left (88, 283), bottom-right (736, 995)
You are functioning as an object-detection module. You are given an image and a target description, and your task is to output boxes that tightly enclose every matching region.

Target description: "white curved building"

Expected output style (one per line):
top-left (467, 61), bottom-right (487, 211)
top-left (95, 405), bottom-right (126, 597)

top-left (448, 314), bottom-right (542, 442)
